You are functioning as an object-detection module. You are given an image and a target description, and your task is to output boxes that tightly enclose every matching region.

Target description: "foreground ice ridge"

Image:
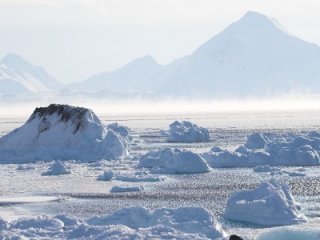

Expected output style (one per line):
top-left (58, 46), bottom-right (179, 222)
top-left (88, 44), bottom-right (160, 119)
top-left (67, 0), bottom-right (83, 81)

top-left (138, 148), bottom-right (210, 174)
top-left (0, 207), bottom-right (227, 239)
top-left (224, 179), bottom-right (306, 226)
top-left (168, 120), bottom-right (210, 143)
top-left (203, 132), bottom-right (320, 167)
top-left (0, 104), bottom-right (128, 163)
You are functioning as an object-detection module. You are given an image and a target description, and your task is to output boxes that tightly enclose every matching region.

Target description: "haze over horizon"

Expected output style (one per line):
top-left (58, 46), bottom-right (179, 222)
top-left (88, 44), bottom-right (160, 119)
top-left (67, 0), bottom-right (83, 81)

top-left (1, 0), bottom-right (320, 83)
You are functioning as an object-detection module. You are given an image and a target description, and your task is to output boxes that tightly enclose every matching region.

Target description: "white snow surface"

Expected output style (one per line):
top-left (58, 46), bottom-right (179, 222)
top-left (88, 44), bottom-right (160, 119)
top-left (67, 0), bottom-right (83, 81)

top-left (0, 207), bottom-right (227, 239)
top-left (224, 180), bottom-right (306, 226)
top-left (0, 104), bottom-right (128, 163)
top-left (42, 161), bottom-right (71, 176)
top-left (256, 227), bottom-right (320, 240)
top-left (138, 148), bottom-right (210, 174)
top-left (168, 120), bottom-right (210, 143)
top-left (203, 132), bottom-right (320, 167)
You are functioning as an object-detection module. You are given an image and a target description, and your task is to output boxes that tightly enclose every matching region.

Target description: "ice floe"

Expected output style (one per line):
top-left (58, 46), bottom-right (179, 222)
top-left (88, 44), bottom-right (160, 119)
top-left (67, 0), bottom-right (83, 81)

top-left (203, 132), bottom-right (320, 167)
top-left (110, 186), bottom-right (144, 193)
top-left (138, 148), bottom-right (210, 174)
top-left (42, 161), bottom-right (71, 176)
top-left (256, 227), bottom-right (320, 240)
top-left (168, 120), bottom-right (210, 143)
top-left (0, 104), bottom-right (128, 163)
top-left (224, 180), bottom-right (306, 226)
top-left (253, 165), bottom-right (280, 173)
top-left (97, 171), bottom-right (114, 181)
top-left (115, 171), bottom-right (166, 182)
top-left (253, 165), bottom-right (307, 177)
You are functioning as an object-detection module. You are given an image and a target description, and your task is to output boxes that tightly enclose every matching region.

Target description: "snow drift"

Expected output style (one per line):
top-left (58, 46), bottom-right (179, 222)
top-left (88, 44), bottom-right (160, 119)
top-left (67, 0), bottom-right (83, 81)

top-left (203, 132), bottom-right (320, 167)
top-left (224, 180), bottom-right (306, 226)
top-left (0, 207), bottom-right (227, 239)
top-left (0, 104), bottom-right (128, 163)
top-left (138, 148), bottom-right (210, 174)
top-left (168, 121), bottom-right (210, 143)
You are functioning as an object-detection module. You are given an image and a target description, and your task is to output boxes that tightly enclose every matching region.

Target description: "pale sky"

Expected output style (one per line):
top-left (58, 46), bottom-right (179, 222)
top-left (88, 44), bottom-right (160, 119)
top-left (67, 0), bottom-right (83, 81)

top-left (1, 0), bottom-right (320, 83)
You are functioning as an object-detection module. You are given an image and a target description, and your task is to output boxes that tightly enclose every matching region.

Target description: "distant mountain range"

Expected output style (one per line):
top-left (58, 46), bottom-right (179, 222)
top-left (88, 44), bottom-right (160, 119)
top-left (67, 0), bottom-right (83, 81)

top-left (0, 53), bottom-right (61, 97)
top-left (3, 11), bottom-right (320, 99)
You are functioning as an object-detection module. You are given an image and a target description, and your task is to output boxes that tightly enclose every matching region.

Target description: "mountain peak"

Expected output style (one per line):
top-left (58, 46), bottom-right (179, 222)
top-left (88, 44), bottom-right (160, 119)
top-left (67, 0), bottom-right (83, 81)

top-left (1, 53), bottom-right (30, 69)
top-left (241, 11), bottom-right (269, 21)
top-left (1, 53), bottom-right (35, 71)
top-left (235, 11), bottom-right (287, 33)
top-left (133, 55), bottom-right (158, 65)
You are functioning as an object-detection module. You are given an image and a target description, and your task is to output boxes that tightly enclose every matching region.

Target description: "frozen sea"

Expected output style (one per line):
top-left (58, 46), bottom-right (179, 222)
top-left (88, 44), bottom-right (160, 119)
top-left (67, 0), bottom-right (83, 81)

top-left (1, 110), bottom-right (320, 239)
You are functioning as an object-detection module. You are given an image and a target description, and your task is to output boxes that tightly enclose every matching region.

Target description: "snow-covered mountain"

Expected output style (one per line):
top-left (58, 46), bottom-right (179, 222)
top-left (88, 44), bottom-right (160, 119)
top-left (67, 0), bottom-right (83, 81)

top-left (0, 53), bottom-right (61, 96)
top-left (68, 55), bottom-right (184, 94)
top-left (70, 11), bottom-right (320, 97)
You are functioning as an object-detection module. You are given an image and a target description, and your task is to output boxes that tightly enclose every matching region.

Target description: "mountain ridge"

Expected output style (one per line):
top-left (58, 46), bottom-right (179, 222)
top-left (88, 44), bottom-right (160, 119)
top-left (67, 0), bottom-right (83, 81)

top-left (68, 11), bottom-right (320, 97)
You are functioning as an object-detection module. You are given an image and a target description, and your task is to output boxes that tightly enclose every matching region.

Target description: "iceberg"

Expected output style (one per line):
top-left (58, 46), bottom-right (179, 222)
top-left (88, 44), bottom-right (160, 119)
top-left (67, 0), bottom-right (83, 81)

top-left (224, 180), bottom-right (306, 226)
top-left (168, 121), bottom-right (210, 143)
top-left (138, 148), bottom-right (210, 174)
top-left (0, 104), bottom-right (128, 163)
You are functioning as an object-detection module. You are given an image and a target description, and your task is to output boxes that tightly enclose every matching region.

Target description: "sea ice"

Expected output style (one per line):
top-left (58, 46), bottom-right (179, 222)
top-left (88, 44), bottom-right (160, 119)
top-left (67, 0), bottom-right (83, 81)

top-left (253, 165), bottom-right (280, 173)
top-left (0, 207), bottom-right (230, 239)
top-left (88, 207), bottom-right (227, 239)
top-left (115, 171), bottom-right (166, 182)
top-left (203, 131), bottom-right (320, 167)
top-left (256, 227), bottom-right (320, 240)
top-left (138, 148), bottom-right (210, 174)
top-left (0, 104), bottom-right (128, 163)
top-left (110, 186), bottom-right (144, 193)
top-left (97, 171), bottom-right (114, 181)
top-left (224, 180), bottom-right (306, 226)
top-left (41, 161), bottom-right (71, 176)
top-left (168, 120), bottom-right (210, 143)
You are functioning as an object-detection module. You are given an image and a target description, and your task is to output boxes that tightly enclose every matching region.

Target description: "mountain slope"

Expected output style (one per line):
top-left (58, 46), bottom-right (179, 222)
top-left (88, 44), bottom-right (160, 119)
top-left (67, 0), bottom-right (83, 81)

top-left (69, 11), bottom-right (320, 97)
top-left (0, 53), bottom-right (61, 96)
top-left (69, 55), bottom-right (186, 94)
top-left (159, 11), bottom-right (320, 96)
